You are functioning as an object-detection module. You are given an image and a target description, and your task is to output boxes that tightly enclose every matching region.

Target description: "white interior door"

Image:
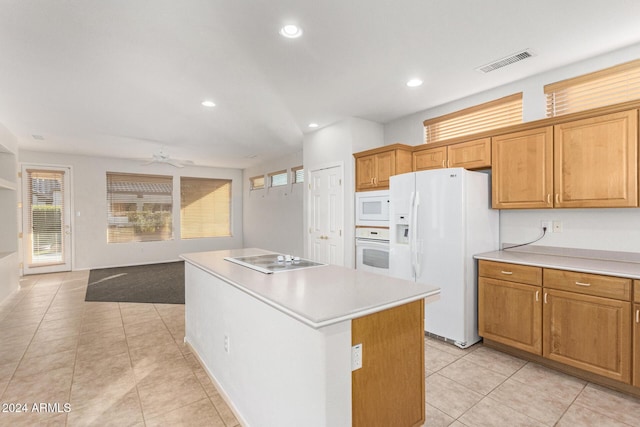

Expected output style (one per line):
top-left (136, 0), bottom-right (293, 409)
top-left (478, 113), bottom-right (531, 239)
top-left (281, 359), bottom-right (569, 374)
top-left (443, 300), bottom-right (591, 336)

top-left (308, 165), bottom-right (344, 266)
top-left (22, 165), bottom-right (72, 274)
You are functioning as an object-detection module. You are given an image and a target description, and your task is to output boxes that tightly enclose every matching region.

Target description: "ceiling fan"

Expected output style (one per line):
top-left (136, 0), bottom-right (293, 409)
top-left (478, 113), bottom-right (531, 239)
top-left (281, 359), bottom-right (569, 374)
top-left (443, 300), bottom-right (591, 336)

top-left (141, 149), bottom-right (192, 168)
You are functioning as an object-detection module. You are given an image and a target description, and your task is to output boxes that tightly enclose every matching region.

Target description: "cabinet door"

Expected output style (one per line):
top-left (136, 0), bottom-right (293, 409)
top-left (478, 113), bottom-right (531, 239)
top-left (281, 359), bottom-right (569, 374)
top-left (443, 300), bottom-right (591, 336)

top-left (543, 288), bottom-right (631, 383)
top-left (448, 138), bottom-right (491, 169)
top-left (634, 303), bottom-right (640, 387)
top-left (352, 300), bottom-right (425, 427)
top-left (478, 277), bottom-right (542, 354)
top-left (356, 155), bottom-right (376, 191)
top-left (492, 127), bottom-right (554, 209)
top-left (554, 110), bottom-right (638, 208)
top-left (373, 151), bottom-right (396, 188)
top-left (413, 147), bottom-right (446, 171)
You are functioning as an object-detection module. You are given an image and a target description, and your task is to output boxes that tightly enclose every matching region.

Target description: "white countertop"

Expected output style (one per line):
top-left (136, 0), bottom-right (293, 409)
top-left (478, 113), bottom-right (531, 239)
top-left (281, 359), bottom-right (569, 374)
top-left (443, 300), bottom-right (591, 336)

top-left (181, 248), bottom-right (440, 329)
top-left (474, 245), bottom-right (640, 279)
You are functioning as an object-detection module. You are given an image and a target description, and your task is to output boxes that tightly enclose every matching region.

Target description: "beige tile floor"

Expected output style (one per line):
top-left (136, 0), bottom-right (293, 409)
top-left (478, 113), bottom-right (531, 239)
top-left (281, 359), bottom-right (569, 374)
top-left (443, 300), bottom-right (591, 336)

top-left (1, 271), bottom-right (640, 426)
top-left (423, 336), bottom-right (640, 427)
top-left (0, 271), bottom-right (239, 427)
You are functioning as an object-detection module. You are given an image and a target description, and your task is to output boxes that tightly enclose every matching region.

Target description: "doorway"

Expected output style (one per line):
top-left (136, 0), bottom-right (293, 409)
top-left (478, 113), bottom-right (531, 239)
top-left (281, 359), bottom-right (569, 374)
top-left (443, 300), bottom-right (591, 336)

top-left (22, 165), bottom-right (72, 274)
top-left (308, 164), bottom-right (344, 266)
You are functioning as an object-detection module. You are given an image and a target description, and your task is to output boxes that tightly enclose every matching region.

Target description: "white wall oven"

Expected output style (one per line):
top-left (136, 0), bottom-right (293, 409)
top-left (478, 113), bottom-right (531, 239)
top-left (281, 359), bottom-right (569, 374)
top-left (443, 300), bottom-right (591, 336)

top-left (355, 190), bottom-right (390, 226)
top-left (355, 227), bottom-right (390, 276)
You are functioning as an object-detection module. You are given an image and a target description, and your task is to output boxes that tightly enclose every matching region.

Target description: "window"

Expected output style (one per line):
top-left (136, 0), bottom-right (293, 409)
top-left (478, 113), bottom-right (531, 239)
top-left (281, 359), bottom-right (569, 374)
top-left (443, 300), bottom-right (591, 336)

top-left (544, 59), bottom-right (640, 117)
top-left (269, 170), bottom-right (288, 187)
top-left (106, 172), bottom-right (173, 243)
top-left (423, 93), bottom-right (522, 143)
top-left (292, 166), bottom-right (304, 184)
top-left (180, 177), bottom-right (232, 239)
top-left (26, 169), bottom-right (65, 264)
top-left (250, 175), bottom-right (265, 190)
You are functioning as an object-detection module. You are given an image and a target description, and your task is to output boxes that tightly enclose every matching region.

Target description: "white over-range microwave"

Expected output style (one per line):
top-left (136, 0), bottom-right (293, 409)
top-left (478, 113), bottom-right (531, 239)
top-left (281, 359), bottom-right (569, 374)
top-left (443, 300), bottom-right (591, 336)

top-left (355, 190), bottom-right (390, 226)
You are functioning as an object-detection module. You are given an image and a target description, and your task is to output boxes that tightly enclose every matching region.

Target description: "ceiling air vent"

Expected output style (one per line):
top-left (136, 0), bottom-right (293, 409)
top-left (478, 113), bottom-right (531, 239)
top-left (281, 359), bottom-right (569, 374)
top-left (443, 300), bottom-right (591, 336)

top-left (475, 49), bottom-right (536, 74)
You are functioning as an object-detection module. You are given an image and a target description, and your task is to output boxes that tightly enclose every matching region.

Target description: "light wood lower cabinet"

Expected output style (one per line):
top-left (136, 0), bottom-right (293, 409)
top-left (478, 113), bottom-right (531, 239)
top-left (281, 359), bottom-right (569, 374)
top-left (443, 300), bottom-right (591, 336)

top-left (352, 299), bottom-right (424, 427)
top-left (543, 288), bottom-right (631, 383)
top-left (635, 280), bottom-right (640, 387)
top-left (634, 302), bottom-right (640, 387)
top-left (479, 261), bottom-right (636, 388)
top-left (478, 277), bottom-right (542, 354)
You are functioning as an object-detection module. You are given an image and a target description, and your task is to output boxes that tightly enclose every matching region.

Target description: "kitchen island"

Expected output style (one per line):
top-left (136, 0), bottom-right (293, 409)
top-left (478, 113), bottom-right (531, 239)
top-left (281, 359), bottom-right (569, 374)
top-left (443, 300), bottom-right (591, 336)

top-left (181, 248), bottom-right (440, 427)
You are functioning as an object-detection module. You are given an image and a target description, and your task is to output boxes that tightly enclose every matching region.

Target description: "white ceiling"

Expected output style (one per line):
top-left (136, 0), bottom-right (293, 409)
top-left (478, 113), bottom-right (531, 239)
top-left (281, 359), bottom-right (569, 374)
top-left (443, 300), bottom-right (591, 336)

top-left (2, 0), bottom-right (640, 169)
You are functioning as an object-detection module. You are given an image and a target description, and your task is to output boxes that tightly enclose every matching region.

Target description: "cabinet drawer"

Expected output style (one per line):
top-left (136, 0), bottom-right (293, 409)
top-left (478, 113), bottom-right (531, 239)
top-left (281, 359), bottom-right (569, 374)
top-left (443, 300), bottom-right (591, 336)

top-left (479, 260), bottom-right (542, 286)
top-left (543, 269), bottom-right (631, 301)
top-left (634, 280), bottom-right (640, 303)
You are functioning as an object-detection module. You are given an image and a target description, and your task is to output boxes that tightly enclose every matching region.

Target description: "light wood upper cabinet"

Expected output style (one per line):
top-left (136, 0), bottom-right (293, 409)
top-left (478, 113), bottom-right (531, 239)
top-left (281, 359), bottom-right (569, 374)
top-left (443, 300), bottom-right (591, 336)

top-left (543, 288), bottom-right (631, 384)
top-left (413, 146), bottom-right (446, 171)
top-left (413, 138), bottom-right (491, 172)
top-left (554, 110), bottom-right (638, 208)
top-left (448, 137), bottom-right (491, 169)
top-left (354, 145), bottom-right (412, 191)
top-left (491, 127), bottom-right (554, 209)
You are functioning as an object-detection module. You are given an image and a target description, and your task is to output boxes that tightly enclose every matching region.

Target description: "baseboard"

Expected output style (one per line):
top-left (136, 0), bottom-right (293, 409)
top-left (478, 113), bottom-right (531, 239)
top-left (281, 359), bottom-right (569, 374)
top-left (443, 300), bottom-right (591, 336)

top-left (185, 340), bottom-right (249, 427)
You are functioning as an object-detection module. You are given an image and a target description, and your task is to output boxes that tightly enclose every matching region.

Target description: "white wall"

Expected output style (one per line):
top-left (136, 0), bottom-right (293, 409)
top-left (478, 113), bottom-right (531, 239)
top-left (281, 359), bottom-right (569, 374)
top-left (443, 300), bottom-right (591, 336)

top-left (0, 122), bottom-right (19, 303)
top-left (242, 151), bottom-right (304, 256)
top-left (383, 41), bottom-right (640, 253)
top-left (303, 118), bottom-right (383, 267)
top-left (384, 41), bottom-right (640, 147)
top-left (18, 150), bottom-right (243, 270)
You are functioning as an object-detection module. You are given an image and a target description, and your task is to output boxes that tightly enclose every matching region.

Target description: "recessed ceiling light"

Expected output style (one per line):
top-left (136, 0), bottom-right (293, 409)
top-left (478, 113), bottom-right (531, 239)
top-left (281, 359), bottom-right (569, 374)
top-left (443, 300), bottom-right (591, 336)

top-left (32, 134), bottom-right (45, 140)
top-left (308, 123), bottom-right (319, 128)
top-left (279, 24), bottom-right (303, 38)
top-left (406, 79), bottom-right (423, 87)
top-left (201, 100), bottom-right (216, 107)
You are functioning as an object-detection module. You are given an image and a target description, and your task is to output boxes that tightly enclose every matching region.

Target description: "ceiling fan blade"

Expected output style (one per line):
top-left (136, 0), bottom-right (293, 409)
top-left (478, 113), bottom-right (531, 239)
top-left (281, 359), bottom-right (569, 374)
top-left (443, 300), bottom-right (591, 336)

top-left (165, 160), bottom-right (185, 168)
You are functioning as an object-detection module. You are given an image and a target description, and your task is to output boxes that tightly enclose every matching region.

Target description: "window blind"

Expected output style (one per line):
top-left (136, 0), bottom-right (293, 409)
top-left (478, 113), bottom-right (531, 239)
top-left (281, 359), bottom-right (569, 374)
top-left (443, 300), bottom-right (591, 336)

top-left (269, 170), bottom-right (288, 187)
top-left (423, 93), bottom-right (523, 143)
top-left (250, 175), bottom-right (265, 190)
top-left (292, 166), bottom-right (304, 184)
top-left (106, 172), bottom-right (173, 243)
top-left (26, 169), bottom-right (65, 265)
top-left (544, 59), bottom-right (640, 117)
top-left (180, 177), bottom-right (231, 239)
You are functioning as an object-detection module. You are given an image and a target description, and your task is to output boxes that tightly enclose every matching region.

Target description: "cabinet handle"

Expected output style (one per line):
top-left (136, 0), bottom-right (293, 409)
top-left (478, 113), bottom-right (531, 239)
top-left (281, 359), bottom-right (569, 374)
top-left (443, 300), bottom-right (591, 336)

top-left (544, 292), bottom-right (548, 304)
top-left (374, 177), bottom-right (378, 185)
top-left (636, 309), bottom-right (639, 324)
top-left (442, 159), bottom-right (445, 168)
top-left (535, 290), bottom-right (539, 302)
top-left (575, 281), bottom-right (591, 287)
top-left (447, 159), bottom-right (450, 168)
top-left (500, 271), bottom-right (513, 275)
top-left (370, 178), bottom-right (374, 184)
top-left (547, 194), bottom-right (551, 204)
top-left (555, 194), bottom-right (560, 204)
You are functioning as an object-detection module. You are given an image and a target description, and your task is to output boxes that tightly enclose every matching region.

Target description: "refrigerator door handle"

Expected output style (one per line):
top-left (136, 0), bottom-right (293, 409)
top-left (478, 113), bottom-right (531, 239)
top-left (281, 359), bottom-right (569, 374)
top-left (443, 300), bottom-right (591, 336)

top-left (412, 191), bottom-right (421, 278)
top-left (408, 191), bottom-right (416, 278)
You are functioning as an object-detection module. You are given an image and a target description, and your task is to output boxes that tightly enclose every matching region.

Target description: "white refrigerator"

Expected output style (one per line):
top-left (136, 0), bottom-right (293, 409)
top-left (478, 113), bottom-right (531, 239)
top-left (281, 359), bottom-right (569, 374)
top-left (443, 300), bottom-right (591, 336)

top-left (389, 168), bottom-right (499, 348)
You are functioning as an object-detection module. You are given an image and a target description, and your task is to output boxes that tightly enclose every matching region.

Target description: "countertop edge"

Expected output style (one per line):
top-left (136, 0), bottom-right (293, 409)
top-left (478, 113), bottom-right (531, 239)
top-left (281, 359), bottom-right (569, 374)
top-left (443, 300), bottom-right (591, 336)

top-left (474, 251), bottom-right (640, 279)
top-left (182, 254), bottom-right (440, 329)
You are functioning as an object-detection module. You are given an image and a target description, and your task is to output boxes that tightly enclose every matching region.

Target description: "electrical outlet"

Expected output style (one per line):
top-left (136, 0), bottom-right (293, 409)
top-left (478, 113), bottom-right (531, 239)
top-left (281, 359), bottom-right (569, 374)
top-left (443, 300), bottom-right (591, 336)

top-left (352, 343), bottom-right (363, 371)
top-left (224, 334), bottom-right (230, 354)
top-left (553, 220), bottom-right (563, 233)
top-left (541, 220), bottom-right (552, 231)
